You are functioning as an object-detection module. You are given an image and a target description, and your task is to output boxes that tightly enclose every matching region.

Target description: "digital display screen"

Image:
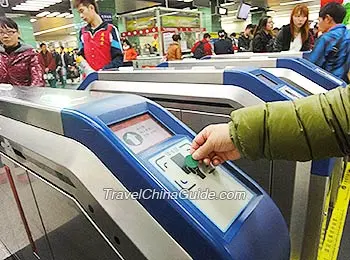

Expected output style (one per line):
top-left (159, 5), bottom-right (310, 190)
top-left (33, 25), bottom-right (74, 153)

top-left (257, 74), bottom-right (278, 87)
top-left (110, 114), bottom-right (172, 154)
top-left (237, 3), bottom-right (251, 20)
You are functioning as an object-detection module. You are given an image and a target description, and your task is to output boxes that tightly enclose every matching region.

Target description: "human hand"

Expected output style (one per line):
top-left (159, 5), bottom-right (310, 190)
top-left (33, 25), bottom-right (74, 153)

top-left (190, 124), bottom-right (241, 166)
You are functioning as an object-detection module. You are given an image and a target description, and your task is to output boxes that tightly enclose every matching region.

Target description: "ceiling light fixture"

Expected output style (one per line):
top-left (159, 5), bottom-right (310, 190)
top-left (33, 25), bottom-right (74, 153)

top-left (46, 12), bottom-right (61, 17)
top-left (280, 0), bottom-right (314, 6)
top-left (36, 11), bottom-right (51, 17)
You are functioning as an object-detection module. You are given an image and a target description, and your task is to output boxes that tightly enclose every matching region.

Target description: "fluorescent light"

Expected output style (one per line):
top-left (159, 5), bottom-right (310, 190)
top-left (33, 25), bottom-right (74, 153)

top-left (280, 0), bottom-right (314, 6)
top-left (36, 11), bottom-right (51, 17)
top-left (30, 18), bottom-right (37, 22)
top-left (70, 32), bottom-right (77, 35)
top-left (46, 12), bottom-right (61, 17)
top-left (57, 12), bottom-right (70, 18)
top-left (184, 0), bottom-right (193, 2)
top-left (251, 7), bottom-right (259, 11)
top-left (66, 14), bottom-right (74, 18)
top-left (220, 2), bottom-right (235, 7)
top-left (34, 23), bottom-right (76, 36)
top-left (12, 6), bottom-right (41, 11)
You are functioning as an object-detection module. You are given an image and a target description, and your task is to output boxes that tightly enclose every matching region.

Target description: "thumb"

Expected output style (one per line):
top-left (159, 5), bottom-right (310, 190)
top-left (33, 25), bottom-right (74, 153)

top-left (192, 140), bottom-right (214, 161)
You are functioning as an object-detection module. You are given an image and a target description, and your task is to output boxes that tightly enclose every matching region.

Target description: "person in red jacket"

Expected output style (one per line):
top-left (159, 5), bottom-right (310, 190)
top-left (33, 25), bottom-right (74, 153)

top-left (74, 0), bottom-right (123, 70)
top-left (38, 43), bottom-right (57, 88)
top-left (0, 17), bottom-right (44, 87)
top-left (191, 33), bottom-right (213, 59)
top-left (123, 40), bottom-right (137, 62)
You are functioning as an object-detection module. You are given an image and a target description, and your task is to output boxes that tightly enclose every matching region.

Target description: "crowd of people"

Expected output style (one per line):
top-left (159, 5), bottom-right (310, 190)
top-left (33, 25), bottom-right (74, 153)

top-left (0, 0), bottom-right (349, 87)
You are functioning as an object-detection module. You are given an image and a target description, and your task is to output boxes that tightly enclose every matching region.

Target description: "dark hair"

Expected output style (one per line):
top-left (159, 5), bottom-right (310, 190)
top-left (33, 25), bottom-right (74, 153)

top-left (319, 2), bottom-right (346, 24)
top-left (123, 39), bottom-right (132, 47)
top-left (74, 0), bottom-right (99, 13)
top-left (60, 46), bottom-right (64, 50)
top-left (40, 43), bottom-right (46, 48)
top-left (172, 34), bottom-right (181, 42)
top-left (230, 32), bottom-right (237, 37)
top-left (254, 16), bottom-right (272, 36)
top-left (203, 33), bottom-right (211, 39)
top-left (0, 17), bottom-right (19, 31)
top-left (245, 24), bottom-right (254, 30)
top-left (273, 27), bottom-right (280, 31)
top-left (218, 30), bottom-right (226, 38)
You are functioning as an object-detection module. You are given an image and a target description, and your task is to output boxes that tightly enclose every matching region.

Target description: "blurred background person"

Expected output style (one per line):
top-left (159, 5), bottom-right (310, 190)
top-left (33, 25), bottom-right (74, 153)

top-left (166, 34), bottom-right (182, 61)
top-left (57, 46), bottom-right (70, 88)
top-left (0, 17), bottom-right (44, 87)
top-left (252, 16), bottom-right (274, 53)
top-left (123, 39), bottom-right (138, 61)
top-left (191, 33), bottom-right (212, 59)
top-left (274, 4), bottom-right (312, 52)
top-left (38, 43), bottom-right (56, 88)
top-left (214, 30), bottom-right (234, 55)
top-left (307, 2), bottom-right (350, 83)
top-left (238, 24), bottom-right (254, 52)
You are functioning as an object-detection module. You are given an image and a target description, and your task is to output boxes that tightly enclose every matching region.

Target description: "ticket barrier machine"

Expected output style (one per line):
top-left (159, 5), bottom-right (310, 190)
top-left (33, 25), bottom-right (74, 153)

top-left (78, 68), bottom-right (334, 259)
top-left (0, 86), bottom-right (289, 260)
top-left (157, 58), bottom-right (347, 91)
top-left (158, 57), bottom-right (348, 213)
top-left (201, 51), bottom-right (309, 60)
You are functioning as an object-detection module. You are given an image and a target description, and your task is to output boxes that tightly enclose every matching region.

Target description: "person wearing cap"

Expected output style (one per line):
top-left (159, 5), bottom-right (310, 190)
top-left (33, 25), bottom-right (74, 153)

top-left (214, 30), bottom-right (234, 55)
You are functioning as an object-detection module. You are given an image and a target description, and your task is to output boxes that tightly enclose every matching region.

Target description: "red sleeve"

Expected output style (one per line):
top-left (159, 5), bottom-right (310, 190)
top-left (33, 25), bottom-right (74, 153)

top-left (204, 42), bottom-right (212, 56)
top-left (30, 53), bottom-right (45, 87)
top-left (131, 49), bottom-right (138, 60)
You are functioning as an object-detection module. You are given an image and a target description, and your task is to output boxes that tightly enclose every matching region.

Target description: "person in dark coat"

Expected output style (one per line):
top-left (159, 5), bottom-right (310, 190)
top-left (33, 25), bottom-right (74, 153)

top-left (38, 43), bottom-right (57, 88)
top-left (0, 17), bottom-right (44, 87)
top-left (238, 24), bottom-right (254, 52)
top-left (214, 30), bottom-right (234, 55)
top-left (274, 4), bottom-right (312, 52)
top-left (252, 16), bottom-right (274, 53)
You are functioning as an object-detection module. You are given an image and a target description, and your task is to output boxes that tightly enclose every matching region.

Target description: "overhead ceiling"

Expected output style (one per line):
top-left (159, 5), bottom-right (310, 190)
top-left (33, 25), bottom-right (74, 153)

top-left (2, 0), bottom-right (71, 16)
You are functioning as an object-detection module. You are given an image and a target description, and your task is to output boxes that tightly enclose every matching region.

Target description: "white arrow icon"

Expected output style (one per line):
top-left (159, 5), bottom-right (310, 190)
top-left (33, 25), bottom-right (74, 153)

top-left (123, 132), bottom-right (143, 146)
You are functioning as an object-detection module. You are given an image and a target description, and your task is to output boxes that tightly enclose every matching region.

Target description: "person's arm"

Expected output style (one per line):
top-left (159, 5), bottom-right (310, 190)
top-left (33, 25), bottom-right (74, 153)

top-left (103, 25), bottom-right (123, 70)
top-left (214, 42), bottom-right (217, 54)
top-left (175, 45), bottom-right (182, 60)
top-left (30, 53), bottom-right (45, 87)
top-left (238, 36), bottom-right (246, 51)
top-left (78, 29), bottom-right (85, 58)
top-left (273, 29), bottom-right (284, 52)
top-left (306, 35), bottom-right (327, 68)
top-left (191, 86), bottom-right (350, 165)
top-left (131, 49), bottom-right (138, 60)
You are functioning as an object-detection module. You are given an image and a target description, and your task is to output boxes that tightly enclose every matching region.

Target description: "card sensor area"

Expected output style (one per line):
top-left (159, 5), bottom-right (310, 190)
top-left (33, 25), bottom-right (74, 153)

top-left (149, 139), bottom-right (255, 232)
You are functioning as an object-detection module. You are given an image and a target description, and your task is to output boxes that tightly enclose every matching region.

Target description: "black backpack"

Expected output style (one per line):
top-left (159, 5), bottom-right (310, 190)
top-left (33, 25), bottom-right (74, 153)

top-left (193, 41), bottom-right (205, 59)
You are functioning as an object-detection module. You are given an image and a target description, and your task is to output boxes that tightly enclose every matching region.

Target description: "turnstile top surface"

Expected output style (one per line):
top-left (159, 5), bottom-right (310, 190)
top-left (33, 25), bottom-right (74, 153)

top-left (90, 81), bottom-right (264, 108)
top-left (98, 70), bottom-right (225, 84)
top-left (263, 68), bottom-right (327, 95)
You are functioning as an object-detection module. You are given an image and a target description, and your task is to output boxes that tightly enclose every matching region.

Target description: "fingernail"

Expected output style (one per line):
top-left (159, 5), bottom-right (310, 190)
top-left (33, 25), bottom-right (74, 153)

top-left (192, 152), bottom-right (198, 160)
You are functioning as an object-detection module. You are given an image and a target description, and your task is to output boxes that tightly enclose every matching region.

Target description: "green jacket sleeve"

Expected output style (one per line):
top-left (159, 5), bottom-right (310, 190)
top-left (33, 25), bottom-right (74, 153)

top-left (229, 85), bottom-right (350, 161)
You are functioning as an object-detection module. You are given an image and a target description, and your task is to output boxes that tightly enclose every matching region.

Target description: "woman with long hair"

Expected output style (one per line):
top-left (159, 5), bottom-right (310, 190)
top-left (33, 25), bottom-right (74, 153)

top-left (252, 16), bottom-right (274, 53)
top-left (0, 17), bottom-right (44, 87)
top-left (274, 4), bottom-right (312, 52)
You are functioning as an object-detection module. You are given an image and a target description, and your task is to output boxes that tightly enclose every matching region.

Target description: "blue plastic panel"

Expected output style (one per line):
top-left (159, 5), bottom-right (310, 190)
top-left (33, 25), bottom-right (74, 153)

top-left (61, 94), bottom-right (290, 260)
